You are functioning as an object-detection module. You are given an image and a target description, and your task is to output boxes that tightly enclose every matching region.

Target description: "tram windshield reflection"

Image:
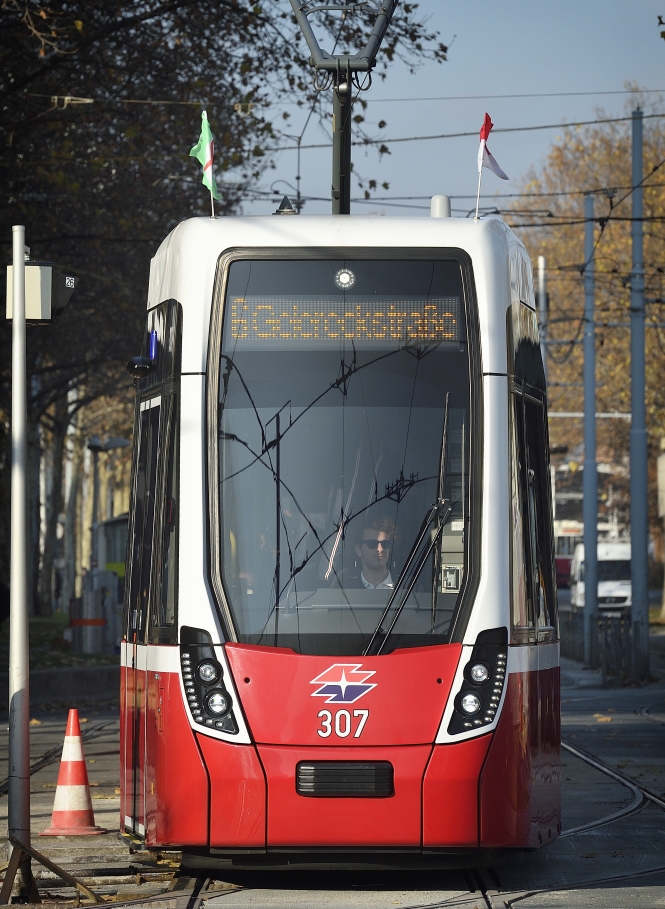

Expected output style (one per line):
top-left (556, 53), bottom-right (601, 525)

top-left (216, 258), bottom-right (476, 655)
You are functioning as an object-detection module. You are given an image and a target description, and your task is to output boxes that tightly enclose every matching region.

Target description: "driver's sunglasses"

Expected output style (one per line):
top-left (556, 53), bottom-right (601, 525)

top-left (361, 539), bottom-right (392, 550)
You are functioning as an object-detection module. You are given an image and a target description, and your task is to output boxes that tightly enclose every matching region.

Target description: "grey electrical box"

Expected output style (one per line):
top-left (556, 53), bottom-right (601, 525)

top-left (6, 262), bottom-right (78, 321)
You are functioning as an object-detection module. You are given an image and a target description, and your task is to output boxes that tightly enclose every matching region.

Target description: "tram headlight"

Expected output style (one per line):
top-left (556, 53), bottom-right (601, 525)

top-left (206, 690), bottom-right (230, 716)
top-left (197, 660), bottom-right (221, 685)
top-left (469, 662), bottom-right (490, 684)
top-left (460, 692), bottom-right (482, 715)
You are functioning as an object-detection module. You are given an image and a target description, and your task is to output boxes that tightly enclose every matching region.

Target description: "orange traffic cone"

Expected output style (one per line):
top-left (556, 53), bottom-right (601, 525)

top-left (40, 708), bottom-right (106, 836)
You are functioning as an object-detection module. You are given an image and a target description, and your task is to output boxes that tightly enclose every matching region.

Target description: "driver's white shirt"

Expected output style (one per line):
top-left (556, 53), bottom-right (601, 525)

top-left (360, 571), bottom-right (394, 590)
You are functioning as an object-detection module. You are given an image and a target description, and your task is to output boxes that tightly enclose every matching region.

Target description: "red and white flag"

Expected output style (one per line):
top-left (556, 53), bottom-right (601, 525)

top-left (478, 113), bottom-right (508, 180)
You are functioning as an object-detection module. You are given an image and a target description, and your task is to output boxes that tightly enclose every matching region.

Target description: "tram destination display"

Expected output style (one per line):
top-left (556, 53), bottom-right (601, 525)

top-left (227, 294), bottom-right (461, 348)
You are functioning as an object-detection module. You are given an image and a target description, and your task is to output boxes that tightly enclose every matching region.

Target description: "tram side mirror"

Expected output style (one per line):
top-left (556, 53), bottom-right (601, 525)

top-left (126, 356), bottom-right (153, 379)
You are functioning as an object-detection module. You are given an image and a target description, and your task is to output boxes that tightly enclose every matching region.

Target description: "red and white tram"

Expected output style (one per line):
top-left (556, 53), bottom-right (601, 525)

top-left (120, 208), bottom-right (560, 868)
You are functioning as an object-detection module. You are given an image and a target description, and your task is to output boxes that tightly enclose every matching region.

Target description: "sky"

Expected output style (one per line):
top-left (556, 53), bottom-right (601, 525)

top-left (233, 0), bottom-right (665, 218)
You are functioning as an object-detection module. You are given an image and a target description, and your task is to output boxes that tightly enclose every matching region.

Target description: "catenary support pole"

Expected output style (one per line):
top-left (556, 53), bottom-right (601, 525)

top-left (630, 108), bottom-right (649, 682)
top-left (332, 77), bottom-right (352, 215)
top-left (583, 195), bottom-right (599, 667)
top-left (538, 255), bottom-right (547, 385)
top-left (8, 225), bottom-right (37, 901)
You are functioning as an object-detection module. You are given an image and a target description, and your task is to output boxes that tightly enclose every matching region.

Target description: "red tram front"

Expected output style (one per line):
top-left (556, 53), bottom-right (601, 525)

top-left (120, 213), bottom-right (560, 868)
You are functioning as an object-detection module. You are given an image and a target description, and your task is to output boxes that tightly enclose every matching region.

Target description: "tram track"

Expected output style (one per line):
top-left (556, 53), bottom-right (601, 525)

top-left (494, 737), bottom-right (665, 907)
top-left (638, 704), bottom-right (665, 724)
top-left (4, 718), bottom-right (665, 907)
top-left (501, 862), bottom-right (665, 908)
top-left (559, 740), bottom-right (647, 836)
top-left (78, 736), bottom-right (665, 909)
top-left (560, 736), bottom-right (665, 835)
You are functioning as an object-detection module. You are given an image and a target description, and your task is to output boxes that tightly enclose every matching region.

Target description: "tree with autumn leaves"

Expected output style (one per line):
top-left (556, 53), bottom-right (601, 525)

top-left (506, 96), bottom-right (665, 560)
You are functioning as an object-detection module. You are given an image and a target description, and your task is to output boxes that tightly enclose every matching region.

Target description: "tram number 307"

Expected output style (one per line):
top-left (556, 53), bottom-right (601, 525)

top-left (317, 709), bottom-right (369, 738)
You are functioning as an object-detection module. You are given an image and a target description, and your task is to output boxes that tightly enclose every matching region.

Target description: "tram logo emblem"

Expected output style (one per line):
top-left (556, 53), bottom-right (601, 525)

top-left (310, 664), bottom-right (376, 703)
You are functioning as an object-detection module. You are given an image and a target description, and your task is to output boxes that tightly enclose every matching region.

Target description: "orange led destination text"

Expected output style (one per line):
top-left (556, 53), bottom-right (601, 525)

top-left (230, 297), bottom-right (460, 342)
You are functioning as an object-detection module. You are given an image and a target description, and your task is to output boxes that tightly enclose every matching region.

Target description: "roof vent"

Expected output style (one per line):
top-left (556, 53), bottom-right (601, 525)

top-left (273, 195), bottom-right (297, 215)
top-left (430, 195), bottom-right (451, 218)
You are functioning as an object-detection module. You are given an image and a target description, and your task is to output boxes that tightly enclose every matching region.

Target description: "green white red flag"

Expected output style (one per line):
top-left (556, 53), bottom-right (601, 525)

top-left (189, 110), bottom-right (221, 201)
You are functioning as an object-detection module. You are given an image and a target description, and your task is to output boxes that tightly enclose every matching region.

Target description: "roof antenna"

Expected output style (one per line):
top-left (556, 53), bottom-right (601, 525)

top-left (273, 195), bottom-right (297, 215)
top-left (289, 0), bottom-right (398, 215)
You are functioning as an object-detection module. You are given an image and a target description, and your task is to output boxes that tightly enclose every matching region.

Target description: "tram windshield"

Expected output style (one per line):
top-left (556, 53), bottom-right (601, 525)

top-left (215, 257), bottom-right (477, 655)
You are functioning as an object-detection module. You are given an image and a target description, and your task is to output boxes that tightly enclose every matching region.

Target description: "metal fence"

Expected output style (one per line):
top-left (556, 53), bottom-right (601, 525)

top-left (560, 610), bottom-right (634, 685)
top-left (598, 615), bottom-right (633, 685)
top-left (559, 610), bottom-right (584, 663)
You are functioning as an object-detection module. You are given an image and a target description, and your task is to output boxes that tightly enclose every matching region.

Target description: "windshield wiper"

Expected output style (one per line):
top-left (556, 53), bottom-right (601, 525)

top-left (363, 394), bottom-right (453, 657)
top-left (432, 393), bottom-right (451, 630)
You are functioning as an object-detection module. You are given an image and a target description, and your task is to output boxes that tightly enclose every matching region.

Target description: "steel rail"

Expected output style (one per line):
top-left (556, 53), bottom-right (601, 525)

top-left (560, 741), bottom-right (645, 837)
top-left (562, 739), bottom-right (665, 814)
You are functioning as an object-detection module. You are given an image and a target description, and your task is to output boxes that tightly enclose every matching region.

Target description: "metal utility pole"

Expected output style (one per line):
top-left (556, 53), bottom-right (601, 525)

top-left (538, 255), bottom-right (547, 384)
top-left (630, 108), bottom-right (649, 681)
top-left (289, 0), bottom-right (398, 215)
top-left (332, 74), bottom-right (353, 214)
top-left (7, 225), bottom-right (37, 901)
top-left (2, 230), bottom-right (78, 905)
top-left (583, 195), bottom-right (599, 667)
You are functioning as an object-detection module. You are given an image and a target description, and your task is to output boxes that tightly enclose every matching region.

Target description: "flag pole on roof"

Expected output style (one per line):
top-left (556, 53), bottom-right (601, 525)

top-left (190, 109), bottom-right (221, 219)
top-left (474, 113), bottom-right (509, 221)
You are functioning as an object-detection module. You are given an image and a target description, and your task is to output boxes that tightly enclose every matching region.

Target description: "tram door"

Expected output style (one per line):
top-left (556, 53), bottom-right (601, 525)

top-left (123, 395), bottom-right (161, 837)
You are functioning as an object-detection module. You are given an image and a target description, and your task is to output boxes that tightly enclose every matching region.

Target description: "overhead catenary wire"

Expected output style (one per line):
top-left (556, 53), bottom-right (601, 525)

top-left (276, 111), bottom-right (665, 151)
top-left (345, 183), bottom-right (665, 200)
top-left (26, 93), bottom-right (204, 106)
top-left (24, 95), bottom-right (665, 154)
top-left (27, 87), bottom-right (665, 108)
top-left (284, 88), bottom-right (665, 105)
top-left (348, 88), bottom-right (665, 103)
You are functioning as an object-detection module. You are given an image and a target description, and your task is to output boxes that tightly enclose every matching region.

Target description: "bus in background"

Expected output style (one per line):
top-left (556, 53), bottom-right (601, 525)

top-left (553, 520), bottom-right (583, 589)
top-left (569, 540), bottom-right (632, 616)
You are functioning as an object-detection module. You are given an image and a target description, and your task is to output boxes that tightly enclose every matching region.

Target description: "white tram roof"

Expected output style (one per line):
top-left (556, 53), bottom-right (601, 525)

top-left (147, 214), bottom-right (535, 376)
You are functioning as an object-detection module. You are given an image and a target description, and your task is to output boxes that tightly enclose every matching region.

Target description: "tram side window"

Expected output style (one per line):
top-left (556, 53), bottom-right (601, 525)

top-left (151, 393), bottom-right (179, 632)
top-left (509, 391), bottom-right (532, 633)
top-left (126, 400), bottom-right (161, 641)
top-left (509, 390), bottom-right (557, 641)
top-left (523, 396), bottom-right (557, 636)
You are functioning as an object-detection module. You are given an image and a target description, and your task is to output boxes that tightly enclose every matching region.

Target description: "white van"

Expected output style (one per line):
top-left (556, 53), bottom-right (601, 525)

top-left (569, 541), bottom-right (632, 615)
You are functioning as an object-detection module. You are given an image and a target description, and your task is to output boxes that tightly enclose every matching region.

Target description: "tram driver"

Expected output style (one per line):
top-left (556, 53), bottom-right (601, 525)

top-left (336, 516), bottom-right (396, 590)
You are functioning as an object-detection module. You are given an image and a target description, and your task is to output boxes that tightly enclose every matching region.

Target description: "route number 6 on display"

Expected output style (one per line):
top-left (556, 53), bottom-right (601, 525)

top-left (317, 709), bottom-right (369, 738)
